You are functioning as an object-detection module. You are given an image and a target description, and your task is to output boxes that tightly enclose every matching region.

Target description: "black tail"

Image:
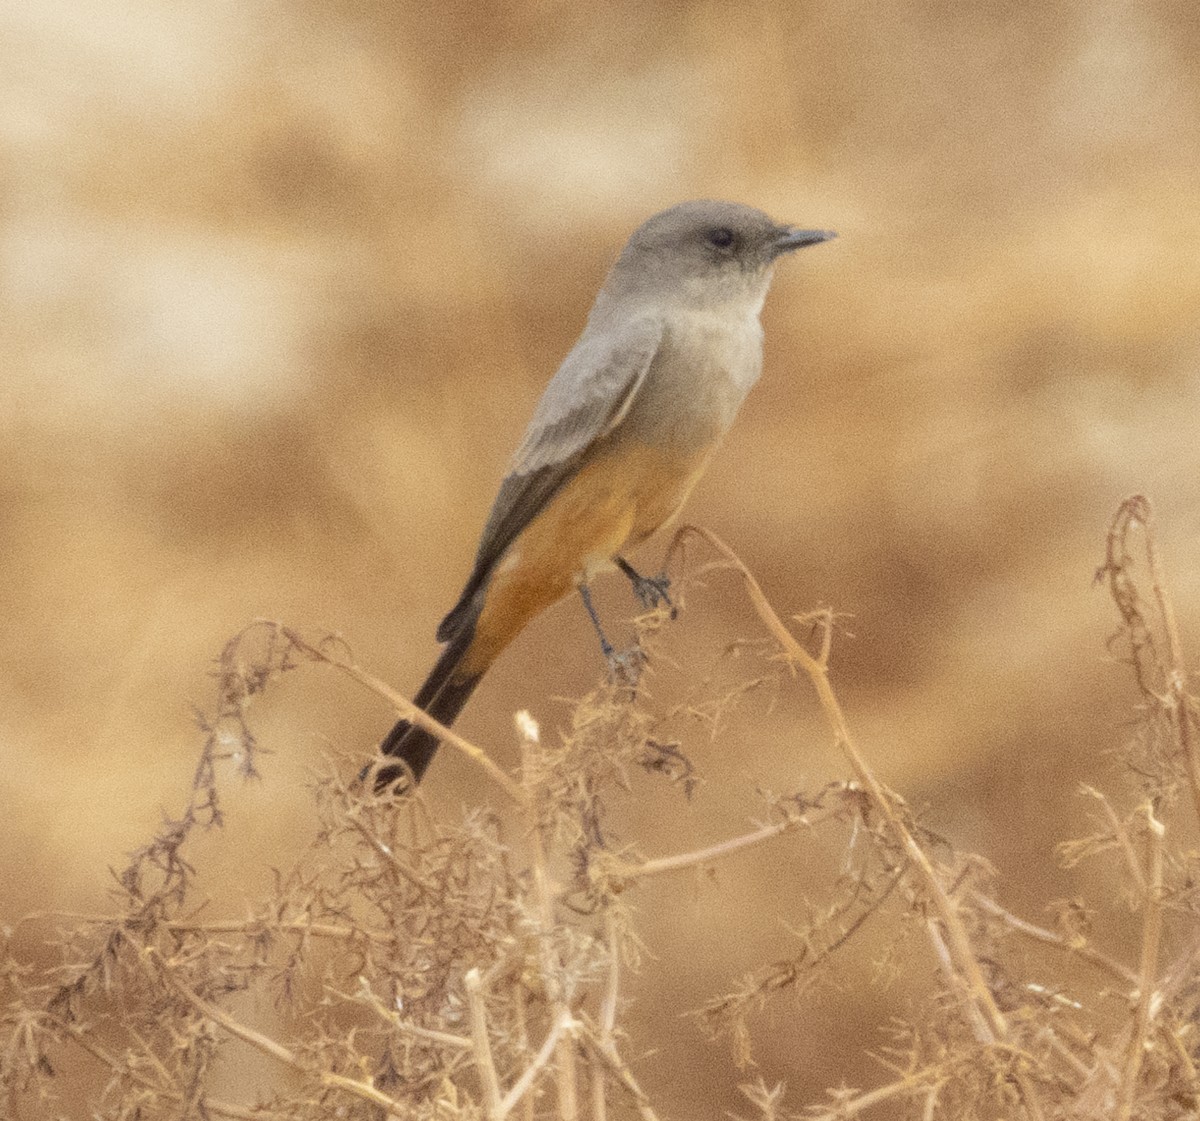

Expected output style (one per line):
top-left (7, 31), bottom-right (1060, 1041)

top-left (370, 618), bottom-right (482, 790)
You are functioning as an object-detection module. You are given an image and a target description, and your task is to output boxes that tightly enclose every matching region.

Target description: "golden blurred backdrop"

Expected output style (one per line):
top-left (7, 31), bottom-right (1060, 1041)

top-left (4, 0), bottom-right (1200, 1113)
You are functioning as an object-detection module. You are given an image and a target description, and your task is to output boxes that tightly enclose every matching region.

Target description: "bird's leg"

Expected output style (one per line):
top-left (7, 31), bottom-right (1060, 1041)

top-left (616, 556), bottom-right (674, 613)
top-left (579, 583), bottom-right (644, 684)
top-left (578, 583), bottom-right (615, 659)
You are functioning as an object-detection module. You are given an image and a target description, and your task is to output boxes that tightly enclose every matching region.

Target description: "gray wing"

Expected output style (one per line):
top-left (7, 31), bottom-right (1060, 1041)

top-left (436, 316), bottom-right (663, 642)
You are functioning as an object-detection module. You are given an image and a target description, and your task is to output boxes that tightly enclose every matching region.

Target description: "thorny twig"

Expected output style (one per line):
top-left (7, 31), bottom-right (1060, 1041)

top-left (518, 710), bottom-right (581, 1121)
top-left (1115, 804), bottom-right (1166, 1121)
top-left (8, 499), bottom-right (1200, 1121)
top-left (970, 892), bottom-right (1138, 986)
top-left (1096, 496), bottom-right (1200, 826)
top-left (668, 524), bottom-right (1049, 1121)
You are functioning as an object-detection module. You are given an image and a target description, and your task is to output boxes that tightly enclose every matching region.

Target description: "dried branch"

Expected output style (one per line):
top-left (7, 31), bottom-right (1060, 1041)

top-left (1115, 804), bottom-right (1166, 1121)
top-left (345, 977), bottom-right (473, 1050)
top-left (8, 498), bottom-right (1200, 1121)
top-left (803, 1069), bottom-right (947, 1121)
top-left (609, 798), bottom-right (845, 883)
top-left (667, 524), bottom-right (1048, 1121)
top-left (500, 1008), bottom-right (576, 1119)
top-left (971, 892), bottom-right (1138, 986)
top-left (1096, 496), bottom-right (1200, 826)
top-left (466, 967), bottom-right (504, 1120)
top-left (591, 910), bottom-right (622, 1121)
top-left (518, 710), bottom-right (581, 1121)
top-left (578, 1027), bottom-right (663, 1121)
top-left (281, 625), bottom-right (528, 804)
top-left (162, 956), bottom-right (408, 1116)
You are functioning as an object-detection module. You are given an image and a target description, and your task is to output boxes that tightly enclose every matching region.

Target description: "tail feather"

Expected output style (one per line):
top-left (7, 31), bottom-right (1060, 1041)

top-left (371, 610), bottom-right (482, 790)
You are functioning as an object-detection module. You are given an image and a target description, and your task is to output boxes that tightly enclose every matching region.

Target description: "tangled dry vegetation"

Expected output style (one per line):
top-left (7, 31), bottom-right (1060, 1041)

top-left (3, 502), bottom-right (1199, 1120)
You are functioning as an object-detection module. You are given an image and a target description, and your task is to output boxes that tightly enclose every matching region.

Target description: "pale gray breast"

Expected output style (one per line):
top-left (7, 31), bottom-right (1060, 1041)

top-left (619, 308), bottom-right (765, 450)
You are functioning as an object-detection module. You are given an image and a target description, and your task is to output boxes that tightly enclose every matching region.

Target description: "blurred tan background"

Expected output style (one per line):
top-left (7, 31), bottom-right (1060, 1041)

top-left (4, 0), bottom-right (1200, 1113)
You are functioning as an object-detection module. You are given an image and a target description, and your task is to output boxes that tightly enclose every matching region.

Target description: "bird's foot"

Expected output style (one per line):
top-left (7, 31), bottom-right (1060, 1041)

top-left (605, 644), bottom-right (646, 687)
top-left (632, 571), bottom-right (673, 611)
top-left (616, 558), bottom-right (676, 616)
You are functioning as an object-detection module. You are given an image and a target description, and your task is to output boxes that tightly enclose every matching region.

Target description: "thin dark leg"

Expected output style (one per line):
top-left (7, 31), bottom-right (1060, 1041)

top-left (615, 556), bottom-right (673, 610)
top-left (578, 583), bottom-right (615, 658)
top-left (580, 581), bottom-right (646, 686)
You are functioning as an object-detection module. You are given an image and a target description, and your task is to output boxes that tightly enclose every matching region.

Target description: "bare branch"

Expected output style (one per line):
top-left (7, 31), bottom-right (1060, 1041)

top-left (519, 711), bottom-right (581, 1121)
top-left (971, 892), bottom-right (1138, 986)
top-left (500, 1008), bottom-right (576, 1119)
top-left (804, 1070), bottom-right (947, 1121)
top-left (1116, 804), bottom-right (1166, 1121)
top-left (343, 978), bottom-right (473, 1050)
top-left (283, 626), bottom-right (528, 804)
top-left (610, 802), bottom-right (843, 882)
top-left (667, 524), bottom-right (1048, 1121)
top-left (466, 968), bottom-right (504, 1121)
top-left (163, 962), bottom-right (408, 1117)
top-left (579, 1028), bottom-right (663, 1121)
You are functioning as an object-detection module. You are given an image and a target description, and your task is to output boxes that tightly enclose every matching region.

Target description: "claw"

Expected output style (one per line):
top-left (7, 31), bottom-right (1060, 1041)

top-left (632, 572), bottom-right (672, 610)
top-left (616, 557), bottom-right (675, 615)
top-left (605, 644), bottom-right (645, 686)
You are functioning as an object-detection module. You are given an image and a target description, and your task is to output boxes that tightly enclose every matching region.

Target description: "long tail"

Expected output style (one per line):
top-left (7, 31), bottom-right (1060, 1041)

top-left (372, 612), bottom-right (483, 790)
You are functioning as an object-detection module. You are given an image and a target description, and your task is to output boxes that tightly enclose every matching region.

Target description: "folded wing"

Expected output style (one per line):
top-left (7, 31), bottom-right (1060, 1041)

top-left (436, 317), bottom-right (664, 643)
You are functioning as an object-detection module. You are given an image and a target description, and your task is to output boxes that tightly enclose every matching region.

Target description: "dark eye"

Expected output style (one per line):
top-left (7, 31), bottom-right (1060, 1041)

top-left (706, 226), bottom-right (735, 249)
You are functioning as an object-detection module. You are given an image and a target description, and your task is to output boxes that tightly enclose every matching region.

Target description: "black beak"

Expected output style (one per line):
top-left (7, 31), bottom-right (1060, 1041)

top-left (772, 227), bottom-right (837, 256)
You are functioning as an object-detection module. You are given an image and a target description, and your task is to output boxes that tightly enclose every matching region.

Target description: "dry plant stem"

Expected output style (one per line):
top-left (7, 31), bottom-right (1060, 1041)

top-left (282, 627), bottom-right (527, 805)
top-left (160, 960), bottom-right (406, 1117)
top-left (385, 1017), bottom-right (472, 1051)
top-left (45, 1015), bottom-right (274, 1121)
top-left (1116, 804), bottom-right (1166, 1121)
top-left (466, 968), bottom-right (504, 1121)
top-left (805, 1071), bottom-right (946, 1121)
top-left (619, 805), bottom-right (841, 881)
top-left (176, 918), bottom-right (385, 942)
top-left (970, 892), bottom-right (1139, 986)
top-left (518, 713), bottom-right (580, 1121)
top-left (1138, 501), bottom-right (1200, 827)
top-left (1164, 1013), bottom-right (1200, 1096)
top-left (599, 910), bottom-right (620, 1039)
top-left (579, 1032), bottom-right (663, 1121)
top-left (591, 910), bottom-right (622, 1121)
top-left (186, 1098), bottom-right (278, 1120)
top-left (500, 1009), bottom-right (576, 1119)
top-left (348, 980), bottom-right (472, 1050)
top-left (668, 526), bottom-right (1048, 1121)
top-left (126, 1024), bottom-right (175, 1090)
top-left (590, 1057), bottom-right (607, 1121)
top-left (1089, 787), bottom-right (1147, 893)
top-left (922, 1082), bottom-right (944, 1121)
top-left (514, 993), bottom-right (536, 1121)
top-left (344, 811), bottom-right (434, 896)
top-left (925, 917), bottom-right (993, 1043)
top-left (19, 912), bottom-right (386, 944)
top-left (1036, 1027), bottom-right (1092, 1084)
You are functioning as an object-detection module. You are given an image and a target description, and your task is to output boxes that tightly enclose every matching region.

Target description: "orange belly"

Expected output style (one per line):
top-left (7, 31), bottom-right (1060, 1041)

top-left (460, 437), bottom-right (711, 675)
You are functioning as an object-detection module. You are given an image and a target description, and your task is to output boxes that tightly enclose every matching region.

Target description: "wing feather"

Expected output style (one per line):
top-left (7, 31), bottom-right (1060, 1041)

top-left (436, 317), bottom-right (663, 642)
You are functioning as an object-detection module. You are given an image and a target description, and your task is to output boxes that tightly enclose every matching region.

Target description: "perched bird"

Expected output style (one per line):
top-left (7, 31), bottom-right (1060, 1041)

top-left (373, 200), bottom-right (834, 787)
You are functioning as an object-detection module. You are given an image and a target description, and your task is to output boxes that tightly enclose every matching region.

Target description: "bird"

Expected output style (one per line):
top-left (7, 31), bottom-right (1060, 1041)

top-left (371, 200), bottom-right (835, 788)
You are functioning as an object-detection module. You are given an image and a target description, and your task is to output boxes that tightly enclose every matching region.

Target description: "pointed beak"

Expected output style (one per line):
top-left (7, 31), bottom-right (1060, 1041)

top-left (772, 227), bottom-right (837, 256)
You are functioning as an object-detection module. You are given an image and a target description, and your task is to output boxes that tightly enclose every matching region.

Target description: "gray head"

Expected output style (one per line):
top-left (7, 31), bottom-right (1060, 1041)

top-left (601, 199), bottom-right (835, 313)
